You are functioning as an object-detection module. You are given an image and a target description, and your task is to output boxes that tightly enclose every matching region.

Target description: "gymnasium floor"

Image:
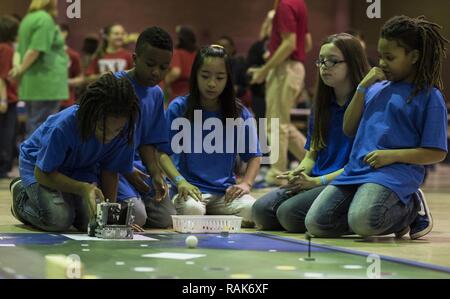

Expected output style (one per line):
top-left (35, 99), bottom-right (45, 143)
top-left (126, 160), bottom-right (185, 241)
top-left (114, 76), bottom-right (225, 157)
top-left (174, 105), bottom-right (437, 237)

top-left (1, 164), bottom-right (450, 279)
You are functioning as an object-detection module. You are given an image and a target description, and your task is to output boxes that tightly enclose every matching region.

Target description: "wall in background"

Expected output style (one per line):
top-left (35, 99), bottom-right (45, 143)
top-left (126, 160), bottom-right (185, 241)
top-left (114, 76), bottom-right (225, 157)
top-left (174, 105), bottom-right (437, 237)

top-left (1, 0), bottom-right (448, 99)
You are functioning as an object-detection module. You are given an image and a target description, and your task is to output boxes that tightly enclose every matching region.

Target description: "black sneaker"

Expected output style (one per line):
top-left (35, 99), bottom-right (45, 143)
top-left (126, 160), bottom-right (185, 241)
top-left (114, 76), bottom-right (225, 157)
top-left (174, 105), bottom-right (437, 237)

top-left (410, 189), bottom-right (433, 240)
top-left (394, 226), bottom-right (410, 239)
top-left (9, 177), bottom-right (24, 221)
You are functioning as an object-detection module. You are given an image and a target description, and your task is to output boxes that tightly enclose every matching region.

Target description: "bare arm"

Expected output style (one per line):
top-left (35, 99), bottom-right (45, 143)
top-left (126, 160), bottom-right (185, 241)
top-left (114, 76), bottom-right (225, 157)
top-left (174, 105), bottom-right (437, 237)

top-left (68, 74), bottom-right (85, 88)
top-left (343, 89), bottom-right (366, 137)
top-left (343, 67), bottom-right (386, 137)
top-left (297, 150), bottom-right (317, 175)
top-left (34, 167), bottom-right (105, 217)
top-left (320, 168), bottom-right (345, 183)
top-left (84, 74), bottom-right (100, 85)
top-left (260, 32), bottom-right (296, 73)
top-left (241, 157), bottom-right (262, 188)
top-left (393, 148), bottom-right (447, 165)
top-left (0, 78), bottom-right (6, 100)
top-left (139, 145), bottom-right (163, 178)
top-left (0, 79), bottom-right (7, 113)
top-left (35, 167), bottom-right (90, 196)
top-left (249, 32), bottom-right (296, 84)
top-left (10, 50), bottom-right (40, 79)
top-left (159, 152), bottom-right (202, 201)
top-left (164, 67), bottom-right (182, 87)
top-left (18, 49), bottom-right (40, 73)
top-left (304, 32), bottom-right (313, 53)
top-left (159, 152), bottom-right (184, 183)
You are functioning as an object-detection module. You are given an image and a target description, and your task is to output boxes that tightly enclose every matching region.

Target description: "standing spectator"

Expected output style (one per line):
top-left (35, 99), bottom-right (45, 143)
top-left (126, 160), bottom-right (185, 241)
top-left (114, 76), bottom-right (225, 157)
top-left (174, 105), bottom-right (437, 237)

top-left (10, 0), bottom-right (69, 137)
top-left (0, 15), bottom-right (19, 179)
top-left (249, 0), bottom-right (310, 186)
top-left (85, 24), bottom-right (133, 84)
top-left (247, 10), bottom-right (275, 128)
top-left (59, 24), bottom-right (83, 110)
top-left (164, 25), bottom-right (197, 102)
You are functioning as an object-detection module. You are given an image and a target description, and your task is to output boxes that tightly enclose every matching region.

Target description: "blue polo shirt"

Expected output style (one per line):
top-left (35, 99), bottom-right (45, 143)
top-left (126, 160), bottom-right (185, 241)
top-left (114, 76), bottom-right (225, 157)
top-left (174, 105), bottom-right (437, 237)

top-left (165, 96), bottom-right (262, 195)
top-left (114, 71), bottom-right (170, 201)
top-left (304, 98), bottom-right (354, 177)
top-left (332, 81), bottom-right (448, 204)
top-left (19, 105), bottom-right (135, 188)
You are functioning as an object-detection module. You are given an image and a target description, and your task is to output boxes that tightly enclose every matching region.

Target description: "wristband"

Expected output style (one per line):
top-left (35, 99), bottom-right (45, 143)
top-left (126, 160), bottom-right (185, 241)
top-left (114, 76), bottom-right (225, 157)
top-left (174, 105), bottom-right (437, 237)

top-left (174, 175), bottom-right (185, 185)
top-left (320, 176), bottom-right (328, 186)
top-left (356, 85), bottom-right (367, 94)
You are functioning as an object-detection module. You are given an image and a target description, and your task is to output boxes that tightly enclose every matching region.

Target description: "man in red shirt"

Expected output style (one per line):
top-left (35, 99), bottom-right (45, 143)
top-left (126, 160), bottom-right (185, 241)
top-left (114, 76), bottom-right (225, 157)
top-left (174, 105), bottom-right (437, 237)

top-left (0, 15), bottom-right (19, 178)
top-left (249, 0), bottom-right (312, 186)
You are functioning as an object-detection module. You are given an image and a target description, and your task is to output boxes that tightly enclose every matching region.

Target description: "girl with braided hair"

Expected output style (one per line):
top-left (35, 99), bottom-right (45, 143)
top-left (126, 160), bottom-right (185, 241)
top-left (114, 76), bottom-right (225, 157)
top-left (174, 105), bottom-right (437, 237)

top-left (9, 73), bottom-right (140, 232)
top-left (305, 15), bottom-right (448, 240)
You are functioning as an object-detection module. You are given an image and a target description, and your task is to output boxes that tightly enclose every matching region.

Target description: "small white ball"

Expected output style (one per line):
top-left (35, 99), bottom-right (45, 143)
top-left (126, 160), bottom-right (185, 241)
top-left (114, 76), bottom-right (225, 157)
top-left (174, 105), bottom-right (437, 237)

top-left (185, 235), bottom-right (198, 248)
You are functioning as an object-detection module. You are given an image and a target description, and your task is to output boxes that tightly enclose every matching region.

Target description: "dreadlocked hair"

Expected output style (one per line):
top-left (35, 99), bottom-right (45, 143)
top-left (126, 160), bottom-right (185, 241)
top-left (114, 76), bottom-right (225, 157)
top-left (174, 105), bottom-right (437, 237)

top-left (77, 72), bottom-right (140, 145)
top-left (381, 15), bottom-right (449, 100)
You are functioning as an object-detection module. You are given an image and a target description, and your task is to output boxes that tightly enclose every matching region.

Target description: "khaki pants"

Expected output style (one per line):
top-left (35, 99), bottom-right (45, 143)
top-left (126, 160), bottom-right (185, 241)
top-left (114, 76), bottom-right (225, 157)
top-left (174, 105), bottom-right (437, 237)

top-left (265, 60), bottom-right (306, 183)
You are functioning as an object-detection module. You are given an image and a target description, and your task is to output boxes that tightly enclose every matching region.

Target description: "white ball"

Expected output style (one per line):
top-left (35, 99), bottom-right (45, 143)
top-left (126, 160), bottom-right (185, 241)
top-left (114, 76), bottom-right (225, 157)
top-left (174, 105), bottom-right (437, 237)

top-left (185, 235), bottom-right (198, 248)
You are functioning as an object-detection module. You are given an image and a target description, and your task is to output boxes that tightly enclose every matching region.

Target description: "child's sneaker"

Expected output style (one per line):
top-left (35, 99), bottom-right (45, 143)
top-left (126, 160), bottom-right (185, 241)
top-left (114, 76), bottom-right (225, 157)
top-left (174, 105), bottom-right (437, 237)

top-left (394, 226), bottom-right (410, 238)
top-left (409, 189), bottom-right (433, 240)
top-left (9, 177), bottom-right (25, 222)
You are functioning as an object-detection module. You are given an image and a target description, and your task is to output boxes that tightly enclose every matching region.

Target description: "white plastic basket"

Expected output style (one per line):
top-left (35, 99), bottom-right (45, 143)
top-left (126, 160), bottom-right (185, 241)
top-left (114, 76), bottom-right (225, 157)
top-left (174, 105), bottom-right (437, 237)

top-left (171, 215), bottom-right (242, 233)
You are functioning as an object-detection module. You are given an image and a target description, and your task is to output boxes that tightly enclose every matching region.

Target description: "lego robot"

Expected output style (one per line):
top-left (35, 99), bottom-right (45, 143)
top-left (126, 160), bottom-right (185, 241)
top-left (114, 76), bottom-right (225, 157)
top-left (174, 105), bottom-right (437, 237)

top-left (87, 200), bottom-right (135, 239)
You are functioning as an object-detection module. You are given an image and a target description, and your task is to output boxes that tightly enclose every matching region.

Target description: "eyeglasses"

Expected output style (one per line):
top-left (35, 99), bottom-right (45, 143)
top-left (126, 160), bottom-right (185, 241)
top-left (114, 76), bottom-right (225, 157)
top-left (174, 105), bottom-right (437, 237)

top-left (315, 59), bottom-right (346, 68)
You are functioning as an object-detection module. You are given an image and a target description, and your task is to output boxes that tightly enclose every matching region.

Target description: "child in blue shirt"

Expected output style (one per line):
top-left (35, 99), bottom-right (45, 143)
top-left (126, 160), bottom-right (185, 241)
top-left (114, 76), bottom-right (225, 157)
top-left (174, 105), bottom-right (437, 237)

top-left (10, 73), bottom-right (140, 232)
top-left (114, 27), bottom-right (176, 229)
top-left (253, 33), bottom-right (370, 232)
top-left (158, 45), bottom-right (262, 226)
top-left (306, 16), bottom-right (449, 240)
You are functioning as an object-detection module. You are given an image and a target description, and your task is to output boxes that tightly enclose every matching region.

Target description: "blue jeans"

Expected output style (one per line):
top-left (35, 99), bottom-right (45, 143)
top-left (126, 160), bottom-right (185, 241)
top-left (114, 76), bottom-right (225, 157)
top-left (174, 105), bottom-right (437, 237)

top-left (122, 195), bottom-right (176, 228)
top-left (13, 181), bottom-right (89, 232)
top-left (0, 103), bottom-right (17, 175)
top-left (252, 185), bottom-right (326, 232)
top-left (305, 183), bottom-right (419, 238)
top-left (25, 101), bottom-right (60, 137)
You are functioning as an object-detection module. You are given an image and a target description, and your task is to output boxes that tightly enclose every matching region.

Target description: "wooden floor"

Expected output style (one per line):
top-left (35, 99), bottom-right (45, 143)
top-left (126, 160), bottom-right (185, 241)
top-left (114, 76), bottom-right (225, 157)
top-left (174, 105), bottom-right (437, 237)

top-left (1, 164), bottom-right (450, 270)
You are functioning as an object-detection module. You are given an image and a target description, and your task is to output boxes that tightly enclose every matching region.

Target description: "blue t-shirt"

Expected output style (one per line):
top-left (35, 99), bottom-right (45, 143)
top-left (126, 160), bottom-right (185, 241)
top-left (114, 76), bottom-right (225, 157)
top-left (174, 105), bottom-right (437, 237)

top-left (165, 96), bottom-right (262, 195)
top-left (19, 105), bottom-right (135, 188)
top-left (304, 99), bottom-right (354, 177)
top-left (332, 81), bottom-right (448, 204)
top-left (114, 71), bottom-right (170, 201)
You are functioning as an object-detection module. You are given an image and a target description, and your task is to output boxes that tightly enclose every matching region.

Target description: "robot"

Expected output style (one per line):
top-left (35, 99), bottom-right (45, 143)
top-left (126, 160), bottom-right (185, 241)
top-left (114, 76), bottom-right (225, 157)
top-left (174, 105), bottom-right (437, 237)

top-left (87, 199), bottom-right (135, 239)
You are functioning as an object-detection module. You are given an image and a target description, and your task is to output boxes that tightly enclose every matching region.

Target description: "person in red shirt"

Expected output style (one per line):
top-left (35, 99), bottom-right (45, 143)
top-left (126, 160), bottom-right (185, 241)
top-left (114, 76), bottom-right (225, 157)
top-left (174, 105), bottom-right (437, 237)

top-left (0, 15), bottom-right (19, 178)
top-left (59, 24), bottom-right (83, 110)
top-left (163, 25), bottom-right (197, 103)
top-left (85, 23), bottom-right (133, 84)
top-left (249, 0), bottom-right (312, 186)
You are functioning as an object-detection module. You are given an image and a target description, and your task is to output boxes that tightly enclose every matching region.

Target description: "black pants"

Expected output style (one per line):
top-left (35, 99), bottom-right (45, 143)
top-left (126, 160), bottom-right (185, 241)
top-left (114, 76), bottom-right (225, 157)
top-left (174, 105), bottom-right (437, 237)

top-left (0, 103), bottom-right (17, 176)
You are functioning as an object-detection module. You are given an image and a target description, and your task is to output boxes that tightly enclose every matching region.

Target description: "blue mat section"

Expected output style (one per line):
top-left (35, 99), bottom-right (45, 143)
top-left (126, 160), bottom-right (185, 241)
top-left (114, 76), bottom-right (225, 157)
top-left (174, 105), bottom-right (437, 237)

top-left (145, 233), bottom-right (331, 253)
top-left (2, 232), bottom-right (450, 274)
top-left (0, 233), bottom-right (67, 245)
top-left (262, 233), bottom-right (450, 274)
top-left (0, 232), bottom-right (329, 253)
